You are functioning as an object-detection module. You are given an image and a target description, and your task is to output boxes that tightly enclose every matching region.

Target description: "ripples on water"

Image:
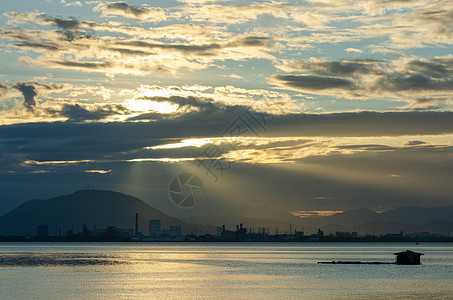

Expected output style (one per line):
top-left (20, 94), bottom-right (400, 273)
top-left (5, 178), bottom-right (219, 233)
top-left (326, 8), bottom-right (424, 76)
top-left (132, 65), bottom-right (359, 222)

top-left (0, 253), bottom-right (127, 267)
top-left (0, 242), bottom-right (452, 299)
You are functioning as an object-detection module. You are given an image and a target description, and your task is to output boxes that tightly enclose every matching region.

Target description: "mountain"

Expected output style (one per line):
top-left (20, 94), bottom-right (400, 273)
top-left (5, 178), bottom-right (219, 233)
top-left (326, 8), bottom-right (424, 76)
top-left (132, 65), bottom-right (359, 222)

top-left (0, 190), bottom-right (214, 236)
top-left (379, 206), bottom-right (453, 225)
top-left (298, 206), bottom-right (453, 235)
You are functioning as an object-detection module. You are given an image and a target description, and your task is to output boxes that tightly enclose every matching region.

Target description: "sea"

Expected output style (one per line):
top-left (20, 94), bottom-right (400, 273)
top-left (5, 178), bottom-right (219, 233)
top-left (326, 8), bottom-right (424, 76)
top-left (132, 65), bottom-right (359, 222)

top-left (0, 242), bottom-right (452, 299)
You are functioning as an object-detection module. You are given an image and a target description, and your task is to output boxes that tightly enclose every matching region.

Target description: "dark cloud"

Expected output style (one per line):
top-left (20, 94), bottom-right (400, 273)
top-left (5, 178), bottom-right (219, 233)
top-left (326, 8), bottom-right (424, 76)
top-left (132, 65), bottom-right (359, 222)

top-left (115, 40), bottom-right (221, 54)
top-left (11, 81), bottom-right (66, 111)
top-left (0, 84), bottom-right (8, 98)
top-left (373, 74), bottom-right (453, 92)
top-left (406, 58), bottom-right (453, 77)
top-left (13, 82), bottom-right (38, 111)
top-left (271, 75), bottom-right (356, 90)
top-left (280, 59), bottom-right (383, 76)
top-left (42, 17), bottom-right (81, 30)
top-left (269, 111), bottom-right (453, 137)
top-left (1, 109), bottom-right (452, 216)
top-left (105, 2), bottom-right (152, 17)
top-left (230, 36), bottom-right (272, 47)
top-left (50, 60), bottom-right (114, 70)
top-left (96, 2), bottom-right (166, 21)
top-left (115, 36), bottom-right (272, 55)
top-left (274, 57), bottom-right (453, 103)
top-left (48, 104), bottom-right (129, 123)
top-left (405, 140), bottom-right (427, 146)
top-left (15, 42), bottom-right (59, 51)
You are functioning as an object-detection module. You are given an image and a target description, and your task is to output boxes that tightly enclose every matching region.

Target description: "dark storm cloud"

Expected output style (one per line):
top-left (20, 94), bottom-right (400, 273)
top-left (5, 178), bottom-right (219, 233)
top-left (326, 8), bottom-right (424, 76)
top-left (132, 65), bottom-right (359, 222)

top-left (270, 111), bottom-right (453, 137)
top-left (1, 111), bottom-right (451, 164)
top-left (272, 75), bottom-right (356, 90)
top-left (1, 109), bottom-right (452, 216)
top-left (13, 82), bottom-right (38, 111)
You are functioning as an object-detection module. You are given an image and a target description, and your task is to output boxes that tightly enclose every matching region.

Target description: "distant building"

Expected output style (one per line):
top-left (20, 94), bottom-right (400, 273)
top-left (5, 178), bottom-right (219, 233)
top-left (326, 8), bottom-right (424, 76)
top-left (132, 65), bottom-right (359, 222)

top-left (149, 219), bottom-right (161, 237)
top-left (336, 231), bottom-right (358, 238)
top-left (295, 231), bottom-right (304, 238)
top-left (394, 250), bottom-right (424, 265)
top-left (317, 229), bottom-right (324, 237)
top-left (36, 224), bottom-right (48, 239)
top-left (216, 226), bottom-right (223, 237)
top-left (97, 226), bottom-right (133, 238)
top-left (169, 225), bottom-right (182, 237)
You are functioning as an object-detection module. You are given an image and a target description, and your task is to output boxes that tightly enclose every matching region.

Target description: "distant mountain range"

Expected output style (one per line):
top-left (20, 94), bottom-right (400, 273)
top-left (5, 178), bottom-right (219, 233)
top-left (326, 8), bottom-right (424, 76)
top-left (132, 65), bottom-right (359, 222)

top-left (183, 206), bottom-right (453, 236)
top-left (298, 206), bottom-right (453, 236)
top-left (0, 190), bottom-right (215, 236)
top-left (1, 189), bottom-right (452, 237)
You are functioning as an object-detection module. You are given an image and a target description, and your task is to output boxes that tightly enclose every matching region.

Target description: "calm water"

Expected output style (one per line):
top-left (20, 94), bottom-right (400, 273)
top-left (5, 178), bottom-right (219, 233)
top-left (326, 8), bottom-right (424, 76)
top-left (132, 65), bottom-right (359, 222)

top-left (0, 242), bottom-right (452, 299)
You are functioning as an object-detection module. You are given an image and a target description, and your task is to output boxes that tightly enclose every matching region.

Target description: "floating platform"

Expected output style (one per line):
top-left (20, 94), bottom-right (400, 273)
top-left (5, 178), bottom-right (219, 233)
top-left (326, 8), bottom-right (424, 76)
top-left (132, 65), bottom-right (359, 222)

top-left (318, 250), bottom-right (424, 265)
top-left (317, 261), bottom-right (394, 264)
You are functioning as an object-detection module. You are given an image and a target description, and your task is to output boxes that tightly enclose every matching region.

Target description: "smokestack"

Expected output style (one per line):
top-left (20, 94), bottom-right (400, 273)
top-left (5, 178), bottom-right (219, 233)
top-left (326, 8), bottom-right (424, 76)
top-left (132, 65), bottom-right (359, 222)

top-left (240, 223), bottom-right (243, 229)
top-left (222, 225), bottom-right (225, 231)
top-left (135, 213), bottom-right (138, 235)
top-left (236, 225), bottom-right (239, 231)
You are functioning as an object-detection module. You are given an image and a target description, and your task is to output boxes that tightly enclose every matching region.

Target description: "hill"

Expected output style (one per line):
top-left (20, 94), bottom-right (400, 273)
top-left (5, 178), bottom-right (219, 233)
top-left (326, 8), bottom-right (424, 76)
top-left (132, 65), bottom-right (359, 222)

top-left (0, 190), bottom-right (214, 236)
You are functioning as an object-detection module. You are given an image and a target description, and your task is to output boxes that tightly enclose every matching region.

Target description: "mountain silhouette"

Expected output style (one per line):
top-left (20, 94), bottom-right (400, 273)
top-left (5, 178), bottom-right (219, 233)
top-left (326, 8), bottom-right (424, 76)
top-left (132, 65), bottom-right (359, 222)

top-left (0, 190), bottom-right (214, 236)
top-left (299, 206), bottom-right (453, 235)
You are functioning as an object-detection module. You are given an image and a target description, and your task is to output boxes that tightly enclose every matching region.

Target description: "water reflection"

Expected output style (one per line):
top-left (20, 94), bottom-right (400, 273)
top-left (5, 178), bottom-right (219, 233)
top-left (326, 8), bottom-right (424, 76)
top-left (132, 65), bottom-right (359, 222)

top-left (0, 243), bottom-right (451, 299)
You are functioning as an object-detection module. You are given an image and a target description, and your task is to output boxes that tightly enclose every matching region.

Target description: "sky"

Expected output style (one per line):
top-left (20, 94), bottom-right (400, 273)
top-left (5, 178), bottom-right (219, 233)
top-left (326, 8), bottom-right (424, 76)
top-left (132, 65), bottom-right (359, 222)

top-left (0, 0), bottom-right (452, 220)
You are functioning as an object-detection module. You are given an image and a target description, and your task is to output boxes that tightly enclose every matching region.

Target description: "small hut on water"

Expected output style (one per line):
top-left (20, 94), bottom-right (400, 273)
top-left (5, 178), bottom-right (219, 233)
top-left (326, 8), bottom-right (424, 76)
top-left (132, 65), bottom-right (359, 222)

top-left (394, 250), bottom-right (424, 265)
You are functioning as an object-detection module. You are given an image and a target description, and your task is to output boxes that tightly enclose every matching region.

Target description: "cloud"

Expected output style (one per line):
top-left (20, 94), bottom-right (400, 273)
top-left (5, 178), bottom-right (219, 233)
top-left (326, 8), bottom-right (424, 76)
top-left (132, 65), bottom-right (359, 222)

top-left (122, 84), bottom-right (299, 116)
top-left (276, 58), bottom-right (383, 76)
top-left (13, 82), bottom-right (38, 111)
top-left (1, 108), bottom-right (452, 214)
top-left (345, 48), bottom-right (363, 53)
top-left (41, 17), bottom-right (81, 29)
top-left (405, 140), bottom-right (426, 146)
top-left (94, 2), bottom-right (166, 22)
top-left (403, 97), bottom-right (453, 110)
top-left (270, 75), bottom-right (357, 91)
top-left (3, 11), bottom-right (46, 26)
top-left (0, 18), bottom-right (274, 76)
top-left (65, 1), bottom-right (83, 7)
top-left (0, 84), bottom-right (8, 98)
top-left (272, 56), bottom-right (453, 105)
top-left (3, 81), bottom-right (66, 113)
top-left (57, 103), bottom-right (131, 122)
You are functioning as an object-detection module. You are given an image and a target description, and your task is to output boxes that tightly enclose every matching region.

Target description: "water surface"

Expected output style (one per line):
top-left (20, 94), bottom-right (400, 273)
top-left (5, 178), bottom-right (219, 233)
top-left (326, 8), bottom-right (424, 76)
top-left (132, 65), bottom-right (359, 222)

top-left (0, 242), bottom-right (452, 299)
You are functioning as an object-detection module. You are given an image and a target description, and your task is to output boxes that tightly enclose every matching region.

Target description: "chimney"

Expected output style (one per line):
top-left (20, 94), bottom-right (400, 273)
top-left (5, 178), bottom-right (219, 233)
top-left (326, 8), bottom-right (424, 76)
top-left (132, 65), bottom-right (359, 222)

top-left (135, 213), bottom-right (139, 235)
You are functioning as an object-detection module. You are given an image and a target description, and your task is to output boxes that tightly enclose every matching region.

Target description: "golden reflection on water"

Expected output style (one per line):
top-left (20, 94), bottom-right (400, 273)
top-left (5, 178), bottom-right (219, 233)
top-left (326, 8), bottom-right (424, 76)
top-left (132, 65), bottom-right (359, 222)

top-left (0, 243), bottom-right (452, 299)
